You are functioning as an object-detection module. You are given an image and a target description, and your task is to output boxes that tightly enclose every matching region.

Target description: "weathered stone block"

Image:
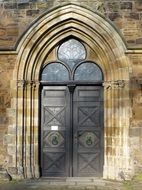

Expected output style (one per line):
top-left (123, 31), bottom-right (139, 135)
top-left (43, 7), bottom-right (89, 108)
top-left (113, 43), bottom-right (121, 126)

top-left (0, 96), bottom-right (4, 108)
top-left (36, 2), bottom-right (48, 9)
top-left (133, 106), bottom-right (142, 120)
top-left (3, 135), bottom-right (15, 145)
top-left (129, 13), bottom-right (140, 20)
top-left (7, 109), bottom-right (16, 118)
top-left (135, 2), bottom-right (142, 11)
top-left (130, 128), bottom-right (142, 137)
top-left (18, 2), bottom-right (29, 9)
top-left (0, 28), bottom-right (6, 36)
top-left (108, 13), bottom-right (122, 21)
top-left (4, 3), bottom-right (17, 9)
top-left (127, 39), bottom-right (136, 44)
top-left (8, 125), bottom-right (16, 134)
top-left (120, 2), bottom-right (132, 10)
top-left (8, 167), bottom-right (18, 175)
top-left (7, 146), bottom-right (16, 155)
top-left (0, 116), bottom-right (7, 124)
top-left (26, 9), bottom-right (39, 16)
top-left (0, 168), bottom-right (9, 181)
top-left (107, 2), bottom-right (120, 12)
top-left (7, 28), bottom-right (18, 36)
top-left (136, 38), bottom-right (142, 44)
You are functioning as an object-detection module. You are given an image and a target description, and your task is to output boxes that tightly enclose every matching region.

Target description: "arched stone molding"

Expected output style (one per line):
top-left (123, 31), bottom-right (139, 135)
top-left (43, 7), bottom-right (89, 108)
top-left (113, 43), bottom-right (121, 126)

top-left (12, 4), bottom-right (131, 180)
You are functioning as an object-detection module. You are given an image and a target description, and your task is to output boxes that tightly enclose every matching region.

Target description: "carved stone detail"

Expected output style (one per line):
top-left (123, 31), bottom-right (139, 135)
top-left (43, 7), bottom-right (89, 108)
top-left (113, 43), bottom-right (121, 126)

top-left (103, 80), bottom-right (125, 89)
top-left (32, 81), bottom-right (40, 89)
top-left (17, 80), bottom-right (27, 88)
top-left (17, 80), bottom-right (40, 89)
top-left (93, 0), bottom-right (105, 13)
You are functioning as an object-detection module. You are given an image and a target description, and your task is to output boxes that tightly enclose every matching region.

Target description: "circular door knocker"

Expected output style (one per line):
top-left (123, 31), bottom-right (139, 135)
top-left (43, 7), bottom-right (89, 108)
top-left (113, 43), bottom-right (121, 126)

top-left (47, 132), bottom-right (64, 147)
top-left (79, 132), bottom-right (96, 148)
top-left (52, 135), bottom-right (59, 145)
top-left (86, 136), bottom-right (93, 146)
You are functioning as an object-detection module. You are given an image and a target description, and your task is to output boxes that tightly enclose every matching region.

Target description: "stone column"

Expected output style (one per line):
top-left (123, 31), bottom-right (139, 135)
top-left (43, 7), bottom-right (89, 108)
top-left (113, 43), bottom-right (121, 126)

top-left (24, 81), bottom-right (33, 178)
top-left (32, 81), bottom-right (40, 178)
top-left (16, 80), bottom-right (27, 178)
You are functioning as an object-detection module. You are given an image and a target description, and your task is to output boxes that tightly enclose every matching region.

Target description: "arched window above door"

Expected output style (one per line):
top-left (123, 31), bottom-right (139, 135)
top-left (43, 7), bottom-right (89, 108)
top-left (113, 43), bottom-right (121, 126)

top-left (74, 62), bottom-right (103, 81)
top-left (41, 62), bottom-right (69, 81)
top-left (40, 38), bottom-right (103, 82)
top-left (58, 38), bottom-right (86, 69)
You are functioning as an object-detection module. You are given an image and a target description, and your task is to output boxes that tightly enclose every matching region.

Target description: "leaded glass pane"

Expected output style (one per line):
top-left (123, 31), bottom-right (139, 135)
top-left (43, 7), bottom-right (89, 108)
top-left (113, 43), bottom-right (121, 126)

top-left (58, 39), bottom-right (86, 69)
top-left (41, 63), bottom-right (69, 81)
top-left (74, 62), bottom-right (103, 81)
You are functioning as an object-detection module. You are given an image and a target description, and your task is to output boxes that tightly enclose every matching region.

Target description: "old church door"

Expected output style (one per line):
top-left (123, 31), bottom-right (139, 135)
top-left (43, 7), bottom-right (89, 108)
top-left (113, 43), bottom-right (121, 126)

top-left (40, 39), bottom-right (104, 177)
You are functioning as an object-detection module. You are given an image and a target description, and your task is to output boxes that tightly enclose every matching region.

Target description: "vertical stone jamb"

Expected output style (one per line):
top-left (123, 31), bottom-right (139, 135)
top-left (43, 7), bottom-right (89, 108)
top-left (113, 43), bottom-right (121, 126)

top-left (103, 80), bottom-right (129, 179)
top-left (17, 80), bottom-right (26, 178)
top-left (24, 81), bottom-right (33, 178)
top-left (32, 81), bottom-right (40, 178)
top-left (103, 81), bottom-right (113, 179)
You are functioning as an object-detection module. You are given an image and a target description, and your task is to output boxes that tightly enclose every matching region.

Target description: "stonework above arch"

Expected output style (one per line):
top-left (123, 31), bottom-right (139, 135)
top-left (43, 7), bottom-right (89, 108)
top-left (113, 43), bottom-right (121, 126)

top-left (16, 4), bottom-right (128, 83)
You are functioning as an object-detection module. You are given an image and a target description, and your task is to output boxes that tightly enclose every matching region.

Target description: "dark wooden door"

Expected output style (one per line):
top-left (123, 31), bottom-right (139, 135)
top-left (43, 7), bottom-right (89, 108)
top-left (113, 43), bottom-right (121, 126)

top-left (73, 86), bottom-right (103, 177)
top-left (41, 85), bottom-right (103, 177)
top-left (41, 86), bottom-right (71, 177)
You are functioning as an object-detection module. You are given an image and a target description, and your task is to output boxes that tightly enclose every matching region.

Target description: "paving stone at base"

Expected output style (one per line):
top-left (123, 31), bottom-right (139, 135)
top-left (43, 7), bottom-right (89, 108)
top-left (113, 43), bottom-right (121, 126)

top-left (2, 179), bottom-right (142, 190)
top-left (66, 177), bottom-right (94, 182)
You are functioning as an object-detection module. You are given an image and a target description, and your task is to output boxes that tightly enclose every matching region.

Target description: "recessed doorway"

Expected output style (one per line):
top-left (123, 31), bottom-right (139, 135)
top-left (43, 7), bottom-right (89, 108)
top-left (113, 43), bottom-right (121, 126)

top-left (40, 38), bottom-right (104, 177)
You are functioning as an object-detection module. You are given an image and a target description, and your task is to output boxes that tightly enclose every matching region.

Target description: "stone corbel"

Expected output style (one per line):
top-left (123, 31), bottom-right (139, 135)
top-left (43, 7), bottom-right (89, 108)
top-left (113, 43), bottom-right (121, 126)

top-left (103, 80), bottom-right (125, 89)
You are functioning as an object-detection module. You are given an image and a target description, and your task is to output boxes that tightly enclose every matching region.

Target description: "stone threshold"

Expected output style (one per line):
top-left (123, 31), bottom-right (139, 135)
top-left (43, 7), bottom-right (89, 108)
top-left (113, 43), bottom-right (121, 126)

top-left (24, 177), bottom-right (124, 189)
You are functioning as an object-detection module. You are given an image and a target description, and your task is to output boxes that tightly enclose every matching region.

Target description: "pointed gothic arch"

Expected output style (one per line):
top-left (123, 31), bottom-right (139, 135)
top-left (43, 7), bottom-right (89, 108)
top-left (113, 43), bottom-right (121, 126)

top-left (14, 4), bottom-right (131, 179)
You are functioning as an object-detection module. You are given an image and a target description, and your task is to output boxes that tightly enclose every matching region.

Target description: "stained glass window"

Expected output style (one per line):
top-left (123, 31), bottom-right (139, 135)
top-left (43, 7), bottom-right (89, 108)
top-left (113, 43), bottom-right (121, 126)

top-left (58, 39), bottom-right (86, 69)
top-left (74, 62), bottom-right (103, 81)
top-left (41, 39), bottom-right (103, 82)
top-left (41, 63), bottom-right (69, 81)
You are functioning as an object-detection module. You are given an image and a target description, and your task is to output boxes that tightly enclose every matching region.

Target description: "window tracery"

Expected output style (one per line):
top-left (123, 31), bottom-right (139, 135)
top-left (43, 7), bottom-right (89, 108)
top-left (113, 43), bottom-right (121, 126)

top-left (41, 38), bottom-right (103, 82)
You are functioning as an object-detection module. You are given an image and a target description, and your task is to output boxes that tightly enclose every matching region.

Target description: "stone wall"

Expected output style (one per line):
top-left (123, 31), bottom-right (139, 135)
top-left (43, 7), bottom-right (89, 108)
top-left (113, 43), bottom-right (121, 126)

top-left (128, 53), bottom-right (142, 173)
top-left (0, 0), bottom-right (142, 180)
top-left (0, 53), bottom-right (16, 169)
top-left (0, 0), bottom-right (142, 49)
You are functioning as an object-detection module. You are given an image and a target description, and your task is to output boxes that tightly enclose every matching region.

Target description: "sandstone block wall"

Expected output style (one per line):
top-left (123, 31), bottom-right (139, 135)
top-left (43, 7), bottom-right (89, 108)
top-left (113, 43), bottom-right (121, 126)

top-left (0, 0), bottom-right (142, 179)
top-left (0, 53), bottom-right (16, 168)
top-left (0, 0), bottom-right (142, 49)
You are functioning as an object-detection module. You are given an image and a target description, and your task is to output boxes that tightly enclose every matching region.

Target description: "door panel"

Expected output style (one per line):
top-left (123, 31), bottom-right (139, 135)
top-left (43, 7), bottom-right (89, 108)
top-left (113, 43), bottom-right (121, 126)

top-left (41, 86), bottom-right (70, 177)
top-left (73, 86), bottom-right (103, 177)
top-left (41, 85), bottom-right (103, 177)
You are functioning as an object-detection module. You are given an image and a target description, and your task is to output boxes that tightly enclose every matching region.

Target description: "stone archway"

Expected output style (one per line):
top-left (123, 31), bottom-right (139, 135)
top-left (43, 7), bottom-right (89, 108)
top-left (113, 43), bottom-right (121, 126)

top-left (12, 4), bottom-right (131, 180)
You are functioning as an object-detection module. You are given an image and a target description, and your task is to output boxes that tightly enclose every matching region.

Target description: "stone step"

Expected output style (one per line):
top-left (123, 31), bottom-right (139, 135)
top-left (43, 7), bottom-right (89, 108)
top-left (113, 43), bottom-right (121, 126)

top-left (66, 177), bottom-right (95, 182)
top-left (24, 178), bottom-right (125, 190)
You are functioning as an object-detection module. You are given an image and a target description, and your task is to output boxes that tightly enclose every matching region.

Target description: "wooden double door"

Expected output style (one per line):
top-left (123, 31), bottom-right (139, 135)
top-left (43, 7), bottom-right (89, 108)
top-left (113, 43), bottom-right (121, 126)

top-left (41, 85), bottom-right (103, 177)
